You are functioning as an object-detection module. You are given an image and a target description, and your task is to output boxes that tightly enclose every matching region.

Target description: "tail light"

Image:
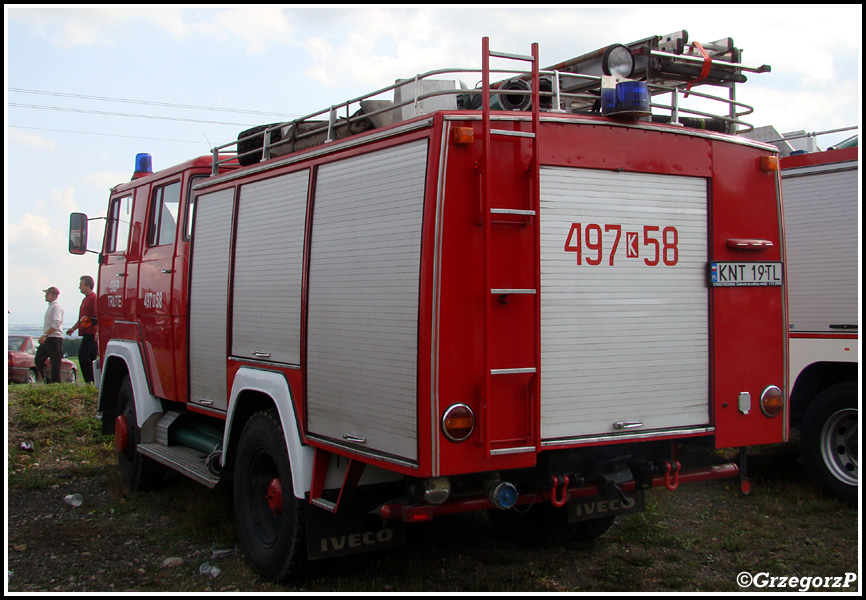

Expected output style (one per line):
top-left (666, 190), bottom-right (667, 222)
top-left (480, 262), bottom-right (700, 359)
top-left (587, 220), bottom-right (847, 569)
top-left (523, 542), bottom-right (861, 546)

top-left (441, 403), bottom-right (475, 442)
top-left (760, 385), bottom-right (784, 417)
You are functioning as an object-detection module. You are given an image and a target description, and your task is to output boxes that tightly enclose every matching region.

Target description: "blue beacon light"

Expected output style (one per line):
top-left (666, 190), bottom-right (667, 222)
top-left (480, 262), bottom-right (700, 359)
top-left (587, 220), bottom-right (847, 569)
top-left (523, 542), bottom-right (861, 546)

top-left (615, 80), bottom-right (650, 114)
top-left (132, 153), bottom-right (153, 179)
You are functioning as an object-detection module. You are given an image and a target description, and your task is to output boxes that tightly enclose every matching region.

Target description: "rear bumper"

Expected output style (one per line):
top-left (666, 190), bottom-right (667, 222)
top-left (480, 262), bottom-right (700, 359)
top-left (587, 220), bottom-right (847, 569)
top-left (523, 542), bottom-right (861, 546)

top-left (376, 462), bottom-right (739, 523)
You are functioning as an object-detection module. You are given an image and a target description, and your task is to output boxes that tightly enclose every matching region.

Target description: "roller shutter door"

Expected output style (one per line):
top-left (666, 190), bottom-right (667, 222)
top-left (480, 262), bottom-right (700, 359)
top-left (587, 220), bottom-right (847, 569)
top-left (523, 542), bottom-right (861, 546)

top-left (189, 188), bottom-right (235, 412)
top-left (231, 170), bottom-right (309, 364)
top-left (306, 140), bottom-right (428, 462)
top-left (540, 167), bottom-right (709, 441)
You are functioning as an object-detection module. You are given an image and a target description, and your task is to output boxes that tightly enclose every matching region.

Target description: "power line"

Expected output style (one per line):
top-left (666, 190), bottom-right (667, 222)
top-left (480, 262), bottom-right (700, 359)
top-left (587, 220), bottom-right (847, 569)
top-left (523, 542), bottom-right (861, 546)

top-left (9, 102), bottom-right (255, 126)
top-left (9, 87), bottom-right (302, 119)
top-left (10, 125), bottom-right (208, 145)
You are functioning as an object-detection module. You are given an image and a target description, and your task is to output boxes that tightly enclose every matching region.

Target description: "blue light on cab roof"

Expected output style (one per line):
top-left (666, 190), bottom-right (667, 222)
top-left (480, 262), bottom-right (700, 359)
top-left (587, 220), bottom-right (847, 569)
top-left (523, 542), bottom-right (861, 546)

top-left (134, 153), bottom-right (153, 175)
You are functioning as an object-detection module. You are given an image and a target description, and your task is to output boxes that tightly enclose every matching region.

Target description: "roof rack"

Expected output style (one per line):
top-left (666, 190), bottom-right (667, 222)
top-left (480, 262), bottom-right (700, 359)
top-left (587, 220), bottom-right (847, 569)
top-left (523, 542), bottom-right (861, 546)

top-left (211, 31), bottom-right (771, 174)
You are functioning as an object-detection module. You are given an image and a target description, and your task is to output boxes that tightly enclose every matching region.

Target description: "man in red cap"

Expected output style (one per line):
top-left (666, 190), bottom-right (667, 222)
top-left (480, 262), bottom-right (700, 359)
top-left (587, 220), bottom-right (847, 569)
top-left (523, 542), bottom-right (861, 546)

top-left (35, 286), bottom-right (64, 383)
top-left (67, 276), bottom-right (98, 384)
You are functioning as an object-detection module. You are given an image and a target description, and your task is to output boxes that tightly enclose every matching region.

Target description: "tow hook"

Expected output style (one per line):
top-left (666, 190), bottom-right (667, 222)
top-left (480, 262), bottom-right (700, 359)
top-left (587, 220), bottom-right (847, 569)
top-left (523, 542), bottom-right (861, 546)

top-left (661, 459), bottom-right (682, 491)
top-left (548, 474), bottom-right (570, 508)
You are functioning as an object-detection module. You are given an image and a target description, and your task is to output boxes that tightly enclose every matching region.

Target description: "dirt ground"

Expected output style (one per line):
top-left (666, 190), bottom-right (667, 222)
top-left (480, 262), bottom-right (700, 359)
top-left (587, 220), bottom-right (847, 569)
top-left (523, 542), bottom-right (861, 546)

top-left (5, 387), bottom-right (861, 593)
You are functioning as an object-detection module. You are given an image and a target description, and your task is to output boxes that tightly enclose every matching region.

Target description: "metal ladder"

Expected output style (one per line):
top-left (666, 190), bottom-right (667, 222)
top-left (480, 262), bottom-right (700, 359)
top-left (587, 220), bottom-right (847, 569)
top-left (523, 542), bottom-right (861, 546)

top-left (480, 38), bottom-right (541, 456)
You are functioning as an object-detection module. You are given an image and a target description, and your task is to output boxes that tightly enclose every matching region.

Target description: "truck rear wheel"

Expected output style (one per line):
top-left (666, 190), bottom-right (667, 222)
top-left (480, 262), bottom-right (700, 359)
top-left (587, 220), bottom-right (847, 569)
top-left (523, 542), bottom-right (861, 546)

top-left (234, 409), bottom-right (307, 581)
top-left (488, 503), bottom-right (615, 545)
top-left (801, 381), bottom-right (858, 502)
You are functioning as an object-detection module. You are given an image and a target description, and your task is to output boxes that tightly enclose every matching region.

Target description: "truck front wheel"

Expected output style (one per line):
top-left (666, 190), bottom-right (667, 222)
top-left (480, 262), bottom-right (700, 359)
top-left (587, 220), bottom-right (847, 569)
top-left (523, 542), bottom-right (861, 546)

top-left (234, 409), bottom-right (307, 581)
top-left (801, 381), bottom-right (858, 502)
top-left (116, 376), bottom-right (164, 491)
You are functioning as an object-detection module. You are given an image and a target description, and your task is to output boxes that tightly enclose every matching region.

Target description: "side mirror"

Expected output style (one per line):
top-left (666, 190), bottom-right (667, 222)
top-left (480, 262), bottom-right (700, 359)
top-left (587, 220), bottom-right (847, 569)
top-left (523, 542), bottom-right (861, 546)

top-left (69, 213), bottom-right (89, 255)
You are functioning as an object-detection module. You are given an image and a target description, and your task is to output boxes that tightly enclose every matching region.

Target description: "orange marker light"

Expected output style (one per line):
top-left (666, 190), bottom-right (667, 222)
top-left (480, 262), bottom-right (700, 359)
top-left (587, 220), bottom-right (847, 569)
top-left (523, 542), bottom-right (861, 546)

top-left (761, 156), bottom-right (779, 172)
top-left (453, 127), bottom-right (475, 146)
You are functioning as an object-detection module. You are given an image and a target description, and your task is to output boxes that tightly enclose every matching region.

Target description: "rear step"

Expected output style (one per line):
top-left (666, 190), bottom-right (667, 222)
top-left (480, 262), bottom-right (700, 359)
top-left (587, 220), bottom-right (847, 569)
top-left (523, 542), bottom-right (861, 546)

top-left (137, 410), bottom-right (222, 488)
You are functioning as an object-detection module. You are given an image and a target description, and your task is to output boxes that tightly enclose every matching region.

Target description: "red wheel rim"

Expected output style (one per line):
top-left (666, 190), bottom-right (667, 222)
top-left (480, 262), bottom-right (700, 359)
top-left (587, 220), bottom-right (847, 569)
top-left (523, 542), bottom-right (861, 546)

top-left (266, 477), bottom-right (283, 515)
top-left (115, 414), bottom-right (129, 453)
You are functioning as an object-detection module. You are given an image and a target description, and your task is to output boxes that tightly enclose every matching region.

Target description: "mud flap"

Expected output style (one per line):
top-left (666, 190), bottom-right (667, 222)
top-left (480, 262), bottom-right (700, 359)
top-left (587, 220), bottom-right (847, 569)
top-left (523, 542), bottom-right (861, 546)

top-left (567, 489), bottom-right (646, 523)
top-left (305, 501), bottom-right (405, 560)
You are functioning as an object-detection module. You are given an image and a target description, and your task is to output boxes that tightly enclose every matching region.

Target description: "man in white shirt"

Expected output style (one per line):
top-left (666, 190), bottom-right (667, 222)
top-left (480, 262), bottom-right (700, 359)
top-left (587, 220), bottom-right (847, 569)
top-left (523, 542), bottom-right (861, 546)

top-left (35, 286), bottom-right (64, 383)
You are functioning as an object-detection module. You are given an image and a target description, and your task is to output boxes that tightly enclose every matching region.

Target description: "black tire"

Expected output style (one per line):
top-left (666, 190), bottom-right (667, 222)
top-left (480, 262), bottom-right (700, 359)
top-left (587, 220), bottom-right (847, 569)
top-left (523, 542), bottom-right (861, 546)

top-left (116, 376), bottom-right (164, 491)
top-left (800, 381), bottom-right (858, 502)
top-left (234, 409), bottom-right (307, 582)
top-left (237, 123), bottom-right (283, 167)
top-left (488, 503), bottom-right (615, 546)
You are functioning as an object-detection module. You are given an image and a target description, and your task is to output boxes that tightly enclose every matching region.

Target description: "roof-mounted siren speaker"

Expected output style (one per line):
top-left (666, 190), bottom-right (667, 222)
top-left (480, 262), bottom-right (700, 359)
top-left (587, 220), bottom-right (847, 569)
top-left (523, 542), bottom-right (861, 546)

top-left (600, 43), bottom-right (650, 119)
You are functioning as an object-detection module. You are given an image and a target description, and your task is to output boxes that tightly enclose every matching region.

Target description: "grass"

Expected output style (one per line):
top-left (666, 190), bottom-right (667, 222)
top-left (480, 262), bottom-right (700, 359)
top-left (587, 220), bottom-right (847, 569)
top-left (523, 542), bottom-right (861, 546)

top-left (8, 382), bottom-right (113, 488)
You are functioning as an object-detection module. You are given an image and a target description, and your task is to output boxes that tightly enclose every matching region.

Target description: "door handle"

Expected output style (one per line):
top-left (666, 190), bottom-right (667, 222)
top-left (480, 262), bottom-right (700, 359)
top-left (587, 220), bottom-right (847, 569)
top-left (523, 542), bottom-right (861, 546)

top-left (726, 239), bottom-right (773, 250)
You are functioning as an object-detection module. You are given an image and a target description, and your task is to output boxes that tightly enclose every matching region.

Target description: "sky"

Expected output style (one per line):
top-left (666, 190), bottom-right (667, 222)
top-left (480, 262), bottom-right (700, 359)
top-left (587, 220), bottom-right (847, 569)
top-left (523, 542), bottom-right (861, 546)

top-left (4, 4), bottom-right (862, 326)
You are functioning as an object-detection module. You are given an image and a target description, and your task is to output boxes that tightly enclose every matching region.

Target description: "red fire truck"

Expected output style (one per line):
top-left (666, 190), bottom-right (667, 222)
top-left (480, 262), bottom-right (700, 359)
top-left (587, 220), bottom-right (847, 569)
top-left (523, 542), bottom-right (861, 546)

top-left (70, 32), bottom-right (788, 581)
top-left (779, 137), bottom-right (858, 501)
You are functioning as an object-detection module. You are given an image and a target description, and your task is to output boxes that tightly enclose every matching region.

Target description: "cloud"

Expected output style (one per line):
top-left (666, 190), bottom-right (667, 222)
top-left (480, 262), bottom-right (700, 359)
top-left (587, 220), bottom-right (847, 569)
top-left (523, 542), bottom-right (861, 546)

top-left (191, 7), bottom-right (294, 55)
top-left (84, 171), bottom-right (129, 194)
top-left (6, 213), bottom-right (55, 246)
top-left (9, 6), bottom-right (188, 47)
top-left (51, 186), bottom-right (78, 215)
top-left (8, 129), bottom-right (56, 151)
top-left (746, 77), bottom-right (860, 139)
top-left (301, 8), bottom-right (469, 88)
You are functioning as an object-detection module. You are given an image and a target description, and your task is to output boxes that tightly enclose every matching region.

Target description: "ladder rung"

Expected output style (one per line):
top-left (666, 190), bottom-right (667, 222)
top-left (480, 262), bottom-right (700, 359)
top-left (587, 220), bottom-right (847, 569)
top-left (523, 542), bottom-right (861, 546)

top-left (490, 129), bottom-right (535, 138)
top-left (491, 289), bottom-right (536, 295)
top-left (491, 208), bottom-right (536, 216)
top-left (489, 50), bottom-right (534, 62)
top-left (491, 368), bottom-right (537, 375)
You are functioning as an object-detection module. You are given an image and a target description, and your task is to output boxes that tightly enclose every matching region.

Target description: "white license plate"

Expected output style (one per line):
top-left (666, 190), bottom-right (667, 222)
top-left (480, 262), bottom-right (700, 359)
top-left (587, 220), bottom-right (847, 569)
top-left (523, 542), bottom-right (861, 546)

top-left (711, 262), bottom-right (783, 287)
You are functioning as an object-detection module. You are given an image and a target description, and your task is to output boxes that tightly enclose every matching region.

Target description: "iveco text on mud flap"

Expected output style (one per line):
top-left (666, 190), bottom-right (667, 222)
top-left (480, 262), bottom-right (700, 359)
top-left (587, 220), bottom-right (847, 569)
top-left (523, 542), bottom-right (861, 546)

top-left (306, 502), bottom-right (405, 560)
top-left (568, 490), bottom-right (645, 522)
top-left (68, 31), bottom-right (787, 582)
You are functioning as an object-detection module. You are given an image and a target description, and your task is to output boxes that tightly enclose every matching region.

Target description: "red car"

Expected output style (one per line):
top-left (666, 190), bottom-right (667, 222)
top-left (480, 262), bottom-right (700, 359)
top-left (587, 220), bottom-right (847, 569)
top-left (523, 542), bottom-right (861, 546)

top-left (7, 335), bottom-right (78, 384)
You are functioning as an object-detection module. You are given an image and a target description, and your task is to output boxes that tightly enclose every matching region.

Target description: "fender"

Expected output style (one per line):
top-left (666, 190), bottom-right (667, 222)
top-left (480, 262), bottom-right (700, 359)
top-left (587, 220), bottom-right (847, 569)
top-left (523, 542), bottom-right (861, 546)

top-left (100, 339), bottom-right (163, 429)
top-left (225, 368), bottom-right (314, 499)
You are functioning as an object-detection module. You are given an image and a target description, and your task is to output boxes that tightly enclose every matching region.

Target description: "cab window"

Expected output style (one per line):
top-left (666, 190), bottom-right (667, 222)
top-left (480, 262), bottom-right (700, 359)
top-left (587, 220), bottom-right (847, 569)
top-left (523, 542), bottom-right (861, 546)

top-left (105, 195), bottom-right (133, 254)
top-left (148, 181), bottom-right (181, 246)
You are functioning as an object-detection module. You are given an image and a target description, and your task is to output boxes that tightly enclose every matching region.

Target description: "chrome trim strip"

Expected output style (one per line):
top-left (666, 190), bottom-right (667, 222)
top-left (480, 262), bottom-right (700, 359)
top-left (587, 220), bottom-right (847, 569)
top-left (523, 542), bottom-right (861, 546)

top-left (430, 120), bottom-right (451, 476)
top-left (306, 434), bottom-right (419, 470)
top-left (442, 113), bottom-right (778, 151)
top-left (541, 426), bottom-right (714, 447)
top-left (490, 446), bottom-right (535, 456)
